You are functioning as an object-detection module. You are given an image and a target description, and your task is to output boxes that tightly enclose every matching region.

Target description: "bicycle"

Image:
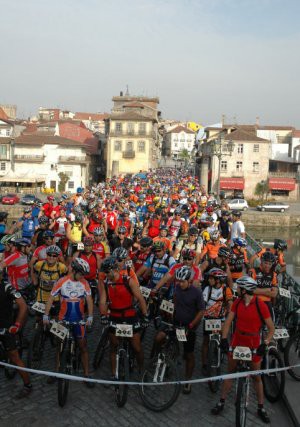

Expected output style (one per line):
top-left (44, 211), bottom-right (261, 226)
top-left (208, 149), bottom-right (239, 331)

top-left (261, 339), bottom-right (285, 403)
top-left (50, 320), bottom-right (86, 407)
top-left (109, 321), bottom-right (140, 408)
top-left (93, 324), bottom-right (110, 371)
top-left (139, 320), bottom-right (181, 412)
top-left (0, 328), bottom-right (23, 380)
top-left (205, 317), bottom-right (223, 393)
top-left (284, 330), bottom-right (300, 381)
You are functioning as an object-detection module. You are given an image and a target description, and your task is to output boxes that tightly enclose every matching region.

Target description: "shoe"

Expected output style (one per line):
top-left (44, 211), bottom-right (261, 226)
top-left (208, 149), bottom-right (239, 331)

top-left (182, 383), bottom-right (191, 395)
top-left (46, 375), bottom-right (57, 384)
top-left (83, 375), bottom-right (95, 389)
top-left (202, 365), bottom-right (208, 376)
top-left (257, 408), bottom-right (270, 424)
top-left (15, 384), bottom-right (32, 399)
top-left (211, 402), bottom-right (224, 415)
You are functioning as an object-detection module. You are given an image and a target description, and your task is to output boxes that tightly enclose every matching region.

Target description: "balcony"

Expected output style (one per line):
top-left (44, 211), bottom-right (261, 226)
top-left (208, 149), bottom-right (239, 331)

top-left (58, 156), bottom-right (86, 164)
top-left (122, 150), bottom-right (135, 159)
top-left (14, 154), bottom-right (45, 162)
top-left (109, 131), bottom-right (155, 138)
top-left (0, 154), bottom-right (9, 161)
top-left (269, 171), bottom-right (298, 178)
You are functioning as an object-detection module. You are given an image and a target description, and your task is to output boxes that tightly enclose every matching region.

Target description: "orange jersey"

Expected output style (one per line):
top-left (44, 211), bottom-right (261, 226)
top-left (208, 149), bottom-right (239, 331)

top-left (249, 267), bottom-right (277, 302)
top-left (153, 236), bottom-right (172, 252)
top-left (201, 243), bottom-right (225, 260)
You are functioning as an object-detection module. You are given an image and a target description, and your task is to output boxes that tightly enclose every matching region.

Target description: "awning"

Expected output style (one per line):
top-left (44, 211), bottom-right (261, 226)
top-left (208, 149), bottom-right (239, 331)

top-left (268, 177), bottom-right (296, 191)
top-left (220, 177), bottom-right (244, 190)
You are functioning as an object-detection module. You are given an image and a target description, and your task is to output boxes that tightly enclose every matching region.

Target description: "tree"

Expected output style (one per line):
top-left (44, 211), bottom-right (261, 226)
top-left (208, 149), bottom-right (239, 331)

top-left (254, 181), bottom-right (269, 201)
top-left (178, 149), bottom-right (191, 168)
top-left (58, 172), bottom-right (69, 192)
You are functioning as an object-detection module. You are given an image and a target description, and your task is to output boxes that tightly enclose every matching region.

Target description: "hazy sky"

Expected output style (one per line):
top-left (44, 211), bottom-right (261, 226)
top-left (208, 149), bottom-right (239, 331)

top-left (1, 0), bottom-right (300, 127)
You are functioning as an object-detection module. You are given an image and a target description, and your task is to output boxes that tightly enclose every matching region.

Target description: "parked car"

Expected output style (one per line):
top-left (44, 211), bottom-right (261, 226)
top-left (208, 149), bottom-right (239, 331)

top-left (2, 193), bottom-right (20, 205)
top-left (228, 199), bottom-right (249, 211)
top-left (256, 202), bottom-right (290, 213)
top-left (21, 194), bottom-right (42, 205)
top-left (232, 191), bottom-right (244, 199)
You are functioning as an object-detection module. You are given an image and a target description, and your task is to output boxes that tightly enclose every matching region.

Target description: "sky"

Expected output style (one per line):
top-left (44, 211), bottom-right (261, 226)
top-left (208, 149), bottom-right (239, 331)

top-left (0, 0), bottom-right (300, 127)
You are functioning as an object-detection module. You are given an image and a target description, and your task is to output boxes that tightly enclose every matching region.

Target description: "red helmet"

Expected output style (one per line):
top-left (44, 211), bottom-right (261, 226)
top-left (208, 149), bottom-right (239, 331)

top-left (47, 196), bottom-right (55, 202)
top-left (182, 248), bottom-right (196, 259)
top-left (206, 206), bottom-right (214, 213)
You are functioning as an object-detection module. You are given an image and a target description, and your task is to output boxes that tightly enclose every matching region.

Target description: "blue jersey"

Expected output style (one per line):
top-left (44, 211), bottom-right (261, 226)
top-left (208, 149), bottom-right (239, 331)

top-left (144, 253), bottom-right (176, 287)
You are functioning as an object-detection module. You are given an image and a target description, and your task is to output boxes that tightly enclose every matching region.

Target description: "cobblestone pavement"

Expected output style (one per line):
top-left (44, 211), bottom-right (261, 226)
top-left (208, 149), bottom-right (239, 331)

top-left (0, 312), bottom-right (282, 427)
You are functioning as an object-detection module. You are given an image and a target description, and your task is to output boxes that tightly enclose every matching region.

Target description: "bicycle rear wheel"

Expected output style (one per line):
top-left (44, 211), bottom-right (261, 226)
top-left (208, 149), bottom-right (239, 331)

top-left (57, 346), bottom-right (71, 407)
top-left (139, 356), bottom-right (181, 412)
top-left (284, 333), bottom-right (300, 381)
top-left (235, 377), bottom-right (249, 427)
top-left (93, 327), bottom-right (109, 370)
top-left (115, 351), bottom-right (129, 407)
top-left (262, 347), bottom-right (285, 402)
top-left (27, 327), bottom-right (45, 370)
top-left (207, 339), bottom-right (221, 393)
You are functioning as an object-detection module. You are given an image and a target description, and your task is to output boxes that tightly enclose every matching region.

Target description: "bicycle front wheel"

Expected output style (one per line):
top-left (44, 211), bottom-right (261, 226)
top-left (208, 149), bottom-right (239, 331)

top-left (262, 347), bottom-right (285, 402)
top-left (57, 346), bottom-right (71, 407)
top-left (27, 326), bottom-right (45, 370)
top-left (284, 333), bottom-right (300, 381)
top-left (115, 351), bottom-right (129, 408)
top-left (93, 327), bottom-right (109, 370)
top-left (139, 357), bottom-right (181, 412)
top-left (207, 339), bottom-right (221, 393)
top-left (235, 377), bottom-right (249, 427)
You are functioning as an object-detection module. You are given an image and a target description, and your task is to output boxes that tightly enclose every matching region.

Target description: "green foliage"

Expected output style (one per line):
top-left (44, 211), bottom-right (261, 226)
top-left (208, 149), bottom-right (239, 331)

top-left (58, 172), bottom-right (69, 192)
top-left (254, 181), bottom-right (269, 201)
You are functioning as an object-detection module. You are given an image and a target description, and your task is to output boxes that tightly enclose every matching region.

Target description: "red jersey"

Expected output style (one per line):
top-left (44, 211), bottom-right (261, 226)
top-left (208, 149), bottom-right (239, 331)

top-left (42, 203), bottom-right (54, 218)
top-left (78, 252), bottom-right (98, 280)
top-left (106, 212), bottom-right (118, 230)
top-left (4, 251), bottom-right (31, 290)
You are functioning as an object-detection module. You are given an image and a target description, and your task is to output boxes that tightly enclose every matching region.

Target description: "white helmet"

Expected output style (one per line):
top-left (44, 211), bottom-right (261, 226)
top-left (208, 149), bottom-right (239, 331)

top-left (236, 275), bottom-right (257, 293)
top-left (175, 266), bottom-right (192, 281)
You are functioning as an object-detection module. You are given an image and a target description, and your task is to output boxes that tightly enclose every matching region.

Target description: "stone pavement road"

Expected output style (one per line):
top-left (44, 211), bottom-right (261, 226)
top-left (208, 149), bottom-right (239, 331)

top-left (0, 313), bottom-right (284, 427)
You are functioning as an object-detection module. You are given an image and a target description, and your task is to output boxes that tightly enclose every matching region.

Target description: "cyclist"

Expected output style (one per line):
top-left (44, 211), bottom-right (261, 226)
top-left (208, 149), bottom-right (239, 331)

top-left (110, 225), bottom-right (132, 251)
top-left (99, 256), bottom-right (148, 376)
top-left (66, 212), bottom-right (84, 258)
top-left (92, 227), bottom-right (110, 260)
top-left (200, 246), bottom-right (233, 286)
top-left (201, 268), bottom-right (233, 375)
top-left (43, 258), bottom-right (94, 386)
top-left (32, 216), bottom-right (49, 247)
top-left (153, 225), bottom-right (172, 253)
top-left (211, 276), bottom-right (274, 424)
top-left (115, 209), bottom-right (134, 238)
top-left (172, 226), bottom-right (202, 264)
top-left (230, 210), bottom-right (245, 241)
top-left (199, 230), bottom-right (224, 262)
top-left (143, 208), bottom-right (163, 238)
top-left (39, 195), bottom-right (55, 219)
top-left (228, 237), bottom-right (249, 282)
top-left (0, 238), bottom-right (31, 292)
top-left (17, 207), bottom-right (39, 240)
top-left (131, 236), bottom-right (153, 273)
top-left (218, 210), bottom-right (231, 241)
top-left (0, 278), bottom-right (32, 398)
top-left (166, 207), bottom-right (183, 242)
top-left (49, 207), bottom-right (69, 254)
top-left (250, 239), bottom-right (287, 274)
top-left (30, 230), bottom-right (64, 268)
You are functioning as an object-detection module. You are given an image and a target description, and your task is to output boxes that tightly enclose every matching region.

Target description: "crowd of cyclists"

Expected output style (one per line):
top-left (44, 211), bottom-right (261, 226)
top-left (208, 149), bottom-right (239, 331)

top-left (0, 168), bottom-right (291, 424)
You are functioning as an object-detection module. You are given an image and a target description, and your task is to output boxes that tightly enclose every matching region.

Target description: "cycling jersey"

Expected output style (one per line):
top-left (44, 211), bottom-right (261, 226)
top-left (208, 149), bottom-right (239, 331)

top-left (144, 253), bottom-right (176, 287)
top-left (201, 243), bottom-right (224, 260)
top-left (131, 249), bottom-right (150, 273)
top-left (69, 222), bottom-right (82, 243)
top-left (42, 203), bottom-right (54, 218)
top-left (229, 248), bottom-right (248, 280)
top-left (147, 218), bottom-right (161, 238)
top-left (93, 241), bottom-right (110, 259)
top-left (105, 211), bottom-right (118, 230)
top-left (167, 218), bottom-right (182, 237)
top-left (4, 251), bottom-right (31, 291)
top-left (249, 267), bottom-right (277, 302)
top-left (34, 260), bottom-right (68, 302)
top-left (78, 252), bottom-right (98, 280)
top-left (203, 285), bottom-right (233, 318)
top-left (53, 217), bottom-right (68, 237)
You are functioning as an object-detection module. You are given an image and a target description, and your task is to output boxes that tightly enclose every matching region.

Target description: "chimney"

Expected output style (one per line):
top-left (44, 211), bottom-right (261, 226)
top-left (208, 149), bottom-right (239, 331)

top-left (120, 91), bottom-right (123, 96)
top-left (221, 114), bottom-right (225, 127)
top-left (256, 116), bottom-right (260, 126)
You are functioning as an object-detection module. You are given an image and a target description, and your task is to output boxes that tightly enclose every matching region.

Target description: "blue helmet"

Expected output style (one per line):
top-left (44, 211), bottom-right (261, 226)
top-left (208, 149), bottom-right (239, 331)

top-left (233, 237), bottom-right (247, 248)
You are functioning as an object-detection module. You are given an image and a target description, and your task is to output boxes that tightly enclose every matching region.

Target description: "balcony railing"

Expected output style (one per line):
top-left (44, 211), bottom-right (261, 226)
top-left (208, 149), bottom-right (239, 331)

top-left (14, 154), bottom-right (45, 162)
top-left (122, 150), bottom-right (135, 159)
top-left (269, 171), bottom-right (298, 178)
top-left (0, 154), bottom-right (9, 160)
top-left (58, 156), bottom-right (86, 163)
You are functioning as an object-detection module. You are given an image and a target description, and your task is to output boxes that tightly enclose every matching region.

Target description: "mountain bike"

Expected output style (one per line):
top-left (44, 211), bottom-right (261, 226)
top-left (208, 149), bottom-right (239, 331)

top-left (205, 318), bottom-right (223, 393)
top-left (93, 324), bottom-right (110, 370)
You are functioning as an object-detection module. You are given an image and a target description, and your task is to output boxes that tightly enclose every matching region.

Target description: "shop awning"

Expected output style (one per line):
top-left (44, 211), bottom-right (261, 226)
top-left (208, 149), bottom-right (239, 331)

top-left (220, 177), bottom-right (244, 190)
top-left (268, 177), bottom-right (296, 191)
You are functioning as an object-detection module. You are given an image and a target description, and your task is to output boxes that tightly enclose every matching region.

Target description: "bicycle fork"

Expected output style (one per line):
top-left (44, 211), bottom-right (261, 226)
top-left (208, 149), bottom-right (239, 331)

top-left (153, 354), bottom-right (167, 382)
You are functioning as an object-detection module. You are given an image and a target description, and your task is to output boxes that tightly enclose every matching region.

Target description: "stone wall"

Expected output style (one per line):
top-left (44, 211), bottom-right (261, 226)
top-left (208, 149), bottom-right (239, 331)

top-left (243, 212), bottom-right (300, 228)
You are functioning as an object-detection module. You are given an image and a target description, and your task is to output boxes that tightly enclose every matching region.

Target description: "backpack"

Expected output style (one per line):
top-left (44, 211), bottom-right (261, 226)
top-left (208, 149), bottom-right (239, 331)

top-left (150, 253), bottom-right (171, 270)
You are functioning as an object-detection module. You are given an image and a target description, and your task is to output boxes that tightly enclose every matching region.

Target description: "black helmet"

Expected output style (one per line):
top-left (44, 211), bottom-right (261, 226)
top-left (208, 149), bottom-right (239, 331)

top-left (189, 226), bottom-right (198, 236)
top-left (38, 215), bottom-right (49, 225)
top-left (71, 258), bottom-right (90, 275)
top-left (218, 246), bottom-right (231, 258)
top-left (43, 230), bottom-right (54, 239)
top-left (274, 239), bottom-right (287, 251)
top-left (112, 247), bottom-right (128, 260)
top-left (261, 251), bottom-right (276, 264)
top-left (232, 210), bottom-right (242, 217)
top-left (140, 237), bottom-right (153, 248)
top-left (0, 212), bottom-right (8, 221)
top-left (100, 256), bottom-right (118, 273)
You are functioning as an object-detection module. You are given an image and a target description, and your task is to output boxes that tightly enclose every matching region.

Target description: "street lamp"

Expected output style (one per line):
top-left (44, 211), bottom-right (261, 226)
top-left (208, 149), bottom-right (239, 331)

top-left (210, 134), bottom-right (235, 199)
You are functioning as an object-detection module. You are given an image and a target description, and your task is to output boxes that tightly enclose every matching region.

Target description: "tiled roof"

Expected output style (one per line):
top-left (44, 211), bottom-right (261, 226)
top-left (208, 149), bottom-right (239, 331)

top-left (224, 128), bottom-right (268, 142)
top-left (109, 111), bottom-right (154, 121)
top-left (292, 130), bottom-right (300, 138)
top-left (166, 125), bottom-right (195, 135)
top-left (74, 112), bottom-right (109, 121)
top-left (0, 137), bottom-right (10, 144)
top-left (58, 122), bottom-right (94, 143)
top-left (258, 125), bottom-right (295, 131)
top-left (15, 134), bottom-right (86, 147)
top-left (0, 108), bottom-right (9, 120)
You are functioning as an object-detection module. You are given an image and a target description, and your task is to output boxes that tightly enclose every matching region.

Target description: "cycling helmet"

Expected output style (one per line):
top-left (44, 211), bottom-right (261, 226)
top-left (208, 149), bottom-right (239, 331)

top-left (80, 200), bottom-right (88, 208)
top-left (75, 213), bottom-right (83, 222)
top-left (174, 207), bottom-right (181, 215)
top-left (152, 241), bottom-right (165, 252)
top-left (93, 226), bottom-right (105, 236)
top-left (91, 212), bottom-right (102, 223)
top-left (38, 215), bottom-right (49, 225)
top-left (112, 247), bottom-right (128, 260)
top-left (218, 246), bottom-right (231, 258)
top-left (47, 196), bottom-right (55, 201)
top-left (232, 210), bottom-right (242, 217)
top-left (88, 201), bottom-right (97, 211)
top-left (129, 202), bottom-right (136, 209)
top-left (274, 239), bottom-right (287, 251)
top-left (140, 237), bottom-right (153, 248)
top-left (210, 230), bottom-right (220, 241)
top-left (118, 226), bottom-right (127, 234)
top-left (261, 251), bottom-right (276, 264)
top-left (46, 245), bottom-right (61, 256)
top-left (175, 266), bottom-right (192, 281)
top-left (206, 206), bottom-right (214, 213)
top-left (83, 236), bottom-right (94, 246)
top-left (61, 194), bottom-right (68, 200)
top-left (236, 275), bottom-right (257, 293)
top-left (0, 212), bottom-right (8, 221)
top-left (182, 248), bottom-right (196, 259)
top-left (189, 227), bottom-right (199, 236)
top-left (12, 237), bottom-right (31, 247)
top-left (23, 207), bottom-right (32, 214)
top-left (122, 208), bottom-right (130, 215)
top-left (76, 187), bottom-right (84, 194)
top-left (233, 237), bottom-right (247, 247)
top-left (221, 210), bottom-right (230, 216)
top-left (1, 234), bottom-right (15, 245)
top-left (43, 230), bottom-right (54, 239)
top-left (206, 216), bottom-right (214, 223)
top-left (208, 268), bottom-right (227, 280)
top-left (159, 224), bottom-right (168, 231)
top-left (138, 195), bottom-right (145, 201)
top-left (71, 258), bottom-right (90, 275)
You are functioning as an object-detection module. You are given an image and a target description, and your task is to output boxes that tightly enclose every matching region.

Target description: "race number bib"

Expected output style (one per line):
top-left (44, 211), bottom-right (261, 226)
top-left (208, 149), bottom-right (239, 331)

top-left (116, 324), bottom-right (133, 337)
top-left (160, 300), bottom-right (174, 314)
top-left (205, 319), bottom-right (222, 331)
top-left (50, 322), bottom-right (68, 340)
top-left (273, 328), bottom-right (289, 340)
top-left (233, 346), bottom-right (252, 361)
top-left (176, 328), bottom-right (187, 342)
top-left (279, 288), bottom-right (291, 298)
top-left (32, 302), bottom-right (46, 314)
top-left (140, 286), bottom-right (151, 299)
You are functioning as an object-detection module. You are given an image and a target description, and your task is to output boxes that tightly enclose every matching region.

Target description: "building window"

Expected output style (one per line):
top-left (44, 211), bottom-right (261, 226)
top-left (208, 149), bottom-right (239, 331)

top-left (236, 161), bottom-right (243, 172)
top-left (5, 129), bottom-right (10, 137)
top-left (137, 141), bottom-right (145, 153)
top-left (139, 123), bottom-right (146, 135)
top-left (127, 122), bottom-right (134, 135)
top-left (221, 160), bottom-right (227, 172)
top-left (126, 141), bottom-right (133, 151)
top-left (68, 181), bottom-right (74, 189)
top-left (271, 189), bottom-right (289, 196)
top-left (0, 162), bottom-right (5, 171)
top-left (237, 143), bottom-right (243, 154)
top-left (174, 142), bottom-right (178, 148)
top-left (115, 122), bottom-right (122, 133)
top-left (114, 141), bottom-right (122, 152)
top-left (0, 146), bottom-right (7, 156)
top-left (253, 162), bottom-right (259, 172)
top-left (253, 144), bottom-right (259, 152)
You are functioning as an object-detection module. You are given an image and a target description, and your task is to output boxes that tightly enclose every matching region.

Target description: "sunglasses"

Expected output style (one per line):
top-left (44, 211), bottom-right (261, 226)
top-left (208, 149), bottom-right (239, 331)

top-left (183, 257), bottom-right (194, 261)
top-left (119, 232), bottom-right (126, 235)
top-left (48, 254), bottom-right (58, 258)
